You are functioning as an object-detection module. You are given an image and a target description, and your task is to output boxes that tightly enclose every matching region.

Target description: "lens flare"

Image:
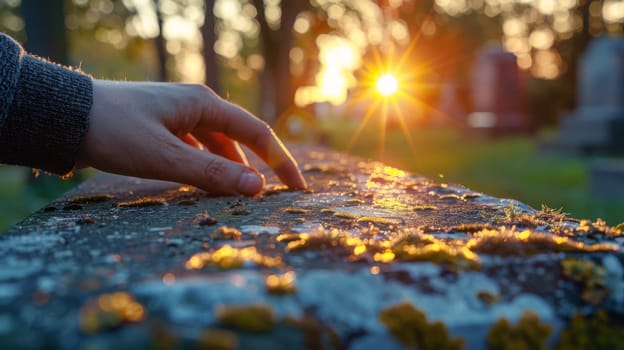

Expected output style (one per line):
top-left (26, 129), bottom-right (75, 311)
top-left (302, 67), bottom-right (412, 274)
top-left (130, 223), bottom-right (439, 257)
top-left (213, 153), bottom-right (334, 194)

top-left (376, 74), bottom-right (399, 96)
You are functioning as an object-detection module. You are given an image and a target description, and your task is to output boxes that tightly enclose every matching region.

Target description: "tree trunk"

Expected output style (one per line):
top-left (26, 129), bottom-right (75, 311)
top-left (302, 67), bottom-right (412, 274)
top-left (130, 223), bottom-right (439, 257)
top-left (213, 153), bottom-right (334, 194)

top-left (154, 0), bottom-right (168, 81)
top-left (202, 0), bottom-right (220, 94)
top-left (20, 0), bottom-right (68, 64)
top-left (251, 0), bottom-right (310, 124)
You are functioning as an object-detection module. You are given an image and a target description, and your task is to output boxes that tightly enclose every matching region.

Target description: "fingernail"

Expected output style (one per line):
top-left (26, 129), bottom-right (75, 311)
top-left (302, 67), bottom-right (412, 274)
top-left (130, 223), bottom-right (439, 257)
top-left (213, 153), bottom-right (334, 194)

top-left (237, 169), bottom-right (265, 196)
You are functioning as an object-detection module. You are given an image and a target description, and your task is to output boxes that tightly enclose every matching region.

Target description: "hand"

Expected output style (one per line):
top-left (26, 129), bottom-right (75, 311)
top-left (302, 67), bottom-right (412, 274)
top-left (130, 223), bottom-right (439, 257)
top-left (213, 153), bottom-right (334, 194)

top-left (77, 80), bottom-right (307, 196)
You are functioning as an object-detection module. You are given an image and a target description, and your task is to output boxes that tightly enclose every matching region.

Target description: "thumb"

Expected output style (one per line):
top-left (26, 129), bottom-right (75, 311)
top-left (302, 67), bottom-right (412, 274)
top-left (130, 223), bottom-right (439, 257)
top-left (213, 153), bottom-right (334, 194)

top-left (157, 137), bottom-right (266, 196)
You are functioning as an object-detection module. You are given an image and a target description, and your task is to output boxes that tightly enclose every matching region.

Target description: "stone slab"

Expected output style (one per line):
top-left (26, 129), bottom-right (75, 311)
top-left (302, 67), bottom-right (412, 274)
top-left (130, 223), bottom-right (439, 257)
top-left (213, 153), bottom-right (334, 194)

top-left (0, 145), bottom-right (623, 349)
top-left (590, 159), bottom-right (624, 198)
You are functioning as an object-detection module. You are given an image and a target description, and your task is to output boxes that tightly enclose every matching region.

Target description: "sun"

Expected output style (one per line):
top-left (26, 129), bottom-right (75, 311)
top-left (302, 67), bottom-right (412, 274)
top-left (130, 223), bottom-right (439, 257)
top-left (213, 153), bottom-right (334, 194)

top-left (376, 73), bottom-right (399, 97)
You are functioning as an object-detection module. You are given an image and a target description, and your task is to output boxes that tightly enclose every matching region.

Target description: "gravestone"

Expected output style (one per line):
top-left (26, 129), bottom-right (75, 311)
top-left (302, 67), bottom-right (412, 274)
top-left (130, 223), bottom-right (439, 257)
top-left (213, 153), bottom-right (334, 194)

top-left (557, 37), bottom-right (624, 154)
top-left (468, 45), bottom-right (530, 135)
top-left (0, 145), bottom-right (623, 350)
top-left (590, 159), bottom-right (624, 199)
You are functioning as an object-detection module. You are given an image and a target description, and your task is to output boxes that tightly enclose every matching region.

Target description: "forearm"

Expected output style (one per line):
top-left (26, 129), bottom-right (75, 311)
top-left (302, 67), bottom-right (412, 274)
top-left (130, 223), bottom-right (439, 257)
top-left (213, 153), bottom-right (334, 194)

top-left (0, 33), bottom-right (93, 175)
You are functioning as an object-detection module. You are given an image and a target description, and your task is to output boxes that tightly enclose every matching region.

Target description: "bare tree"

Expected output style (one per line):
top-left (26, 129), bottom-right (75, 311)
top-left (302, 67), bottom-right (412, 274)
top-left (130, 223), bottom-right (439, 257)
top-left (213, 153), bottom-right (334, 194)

top-left (251, 0), bottom-right (311, 123)
top-left (154, 0), bottom-right (168, 81)
top-left (202, 0), bottom-right (220, 94)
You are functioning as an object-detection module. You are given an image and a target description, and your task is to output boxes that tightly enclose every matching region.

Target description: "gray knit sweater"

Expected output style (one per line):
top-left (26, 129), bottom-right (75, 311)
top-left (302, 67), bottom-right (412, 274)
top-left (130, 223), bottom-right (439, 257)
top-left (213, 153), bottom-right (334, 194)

top-left (0, 33), bottom-right (92, 175)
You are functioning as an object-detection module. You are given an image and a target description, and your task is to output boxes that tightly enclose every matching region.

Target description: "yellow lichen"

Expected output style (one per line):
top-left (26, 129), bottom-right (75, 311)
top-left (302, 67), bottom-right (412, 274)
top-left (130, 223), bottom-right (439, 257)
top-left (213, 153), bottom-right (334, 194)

top-left (214, 226), bottom-right (242, 241)
top-left (284, 207), bottom-right (312, 214)
top-left (561, 258), bottom-right (609, 305)
top-left (373, 197), bottom-right (415, 211)
top-left (487, 311), bottom-right (552, 350)
top-left (263, 184), bottom-right (290, 196)
top-left (197, 329), bottom-right (238, 350)
top-left (476, 291), bottom-right (500, 306)
top-left (467, 227), bottom-right (619, 256)
top-left (275, 232), bottom-right (306, 243)
top-left (117, 197), bottom-right (166, 208)
top-left (332, 211), bottom-right (359, 219)
top-left (68, 194), bottom-right (114, 204)
top-left (379, 302), bottom-right (464, 350)
top-left (185, 245), bottom-right (283, 270)
top-left (215, 304), bottom-right (276, 332)
top-left (439, 194), bottom-right (463, 201)
top-left (391, 233), bottom-right (480, 270)
top-left (286, 228), bottom-right (349, 252)
top-left (265, 271), bottom-right (297, 295)
top-left (575, 219), bottom-right (623, 236)
top-left (356, 216), bottom-right (401, 226)
top-left (450, 223), bottom-right (495, 233)
top-left (373, 249), bottom-right (396, 263)
top-left (554, 311), bottom-right (624, 350)
top-left (413, 205), bottom-right (437, 211)
top-left (79, 291), bottom-right (146, 334)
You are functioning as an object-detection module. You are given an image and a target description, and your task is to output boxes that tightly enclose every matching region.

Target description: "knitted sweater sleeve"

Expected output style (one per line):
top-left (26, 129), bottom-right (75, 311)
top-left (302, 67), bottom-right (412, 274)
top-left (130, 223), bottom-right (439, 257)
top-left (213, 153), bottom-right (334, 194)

top-left (0, 33), bottom-right (92, 175)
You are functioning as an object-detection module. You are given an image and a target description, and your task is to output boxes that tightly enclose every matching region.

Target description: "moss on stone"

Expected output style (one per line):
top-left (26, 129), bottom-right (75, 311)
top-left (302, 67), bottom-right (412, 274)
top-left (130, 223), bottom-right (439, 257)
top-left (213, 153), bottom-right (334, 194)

top-left (468, 227), bottom-right (618, 257)
top-left (197, 328), bottom-right (238, 350)
top-left (554, 311), bottom-right (624, 350)
top-left (117, 197), bottom-right (166, 207)
top-left (284, 315), bottom-right (343, 350)
top-left (265, 272), bottom-right (297, 295)
top-left (486, 311), bottom-right (552, 350)
top-left (68, 194), bottom-right (114, 204)
top-left (379, 302), bottom-right (464, 350)
top-left (185, 245), bottom-right (283, 269)
top-left (391, 233), bottom-right (480, 271)
top-left (476, 290), bottom-right (500, 306)
top-left (356, 216), bottom-right (401, 226)
top-left (286, 229), bottom-right (349, 252)
top-left (284, 207), bottom-right (312, 214)
top-left (215, 304), bottom-right (276, 333)
top-left (79, 291), bottom-right (146, 334)
top-left (214, 226), bottom-right (242, 241)
top-left (561, 258), bottom-right (609, 305)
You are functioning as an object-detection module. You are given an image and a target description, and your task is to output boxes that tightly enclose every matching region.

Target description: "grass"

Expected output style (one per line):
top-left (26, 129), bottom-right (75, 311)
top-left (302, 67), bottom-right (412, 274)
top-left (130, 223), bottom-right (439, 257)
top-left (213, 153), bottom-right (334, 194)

top-left (318, 118), bottom-right (624, 226)
top-left (0, 166), bottom-right (89, 232)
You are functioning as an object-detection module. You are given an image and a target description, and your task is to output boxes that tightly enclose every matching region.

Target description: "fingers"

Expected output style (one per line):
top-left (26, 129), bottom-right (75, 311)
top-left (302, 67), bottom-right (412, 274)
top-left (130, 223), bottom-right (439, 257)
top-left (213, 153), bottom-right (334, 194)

top-left (180, 134), bottom-right (203, 150)
top-left (196, 92), bottom-right (307, 190)
top-left (157, 134), bottom-right (265, 196)
top-left (192, 131), bottom-right (248, 166)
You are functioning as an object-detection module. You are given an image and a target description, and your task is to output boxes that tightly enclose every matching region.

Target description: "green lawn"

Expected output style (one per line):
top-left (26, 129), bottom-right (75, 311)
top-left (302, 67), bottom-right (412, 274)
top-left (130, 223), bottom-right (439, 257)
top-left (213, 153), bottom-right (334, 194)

top-left (318, 118), bottom-right (624, 226)
top-left (0, 167), bottom-right (88, 232)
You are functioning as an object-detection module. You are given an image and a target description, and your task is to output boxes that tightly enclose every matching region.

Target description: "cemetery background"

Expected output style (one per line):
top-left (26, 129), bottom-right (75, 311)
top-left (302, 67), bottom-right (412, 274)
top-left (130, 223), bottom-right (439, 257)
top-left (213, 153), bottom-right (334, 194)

top-left (0, 0), bottom-right (623, 231)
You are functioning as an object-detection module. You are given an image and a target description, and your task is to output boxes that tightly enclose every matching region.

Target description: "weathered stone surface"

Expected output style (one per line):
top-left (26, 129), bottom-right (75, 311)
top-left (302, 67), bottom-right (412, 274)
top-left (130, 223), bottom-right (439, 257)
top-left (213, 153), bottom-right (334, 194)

top-left (0, 145), bottom-right (623, 349)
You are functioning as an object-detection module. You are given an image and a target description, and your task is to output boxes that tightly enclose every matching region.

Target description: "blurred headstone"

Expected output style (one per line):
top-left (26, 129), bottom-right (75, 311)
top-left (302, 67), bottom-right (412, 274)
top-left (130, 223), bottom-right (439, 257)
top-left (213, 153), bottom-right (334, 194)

top-left (590, 159), bottom-right (624, 199)
top-left (467, 45), bottom-right (530, 135)
top-left (557, 37), bottom-right (624, 154)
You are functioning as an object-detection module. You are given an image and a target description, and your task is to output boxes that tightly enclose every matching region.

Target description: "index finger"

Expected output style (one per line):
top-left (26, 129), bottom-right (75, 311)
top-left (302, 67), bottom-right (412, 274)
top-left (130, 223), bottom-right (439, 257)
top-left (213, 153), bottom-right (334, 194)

top-left (195, 91), bottom-right (307, 190)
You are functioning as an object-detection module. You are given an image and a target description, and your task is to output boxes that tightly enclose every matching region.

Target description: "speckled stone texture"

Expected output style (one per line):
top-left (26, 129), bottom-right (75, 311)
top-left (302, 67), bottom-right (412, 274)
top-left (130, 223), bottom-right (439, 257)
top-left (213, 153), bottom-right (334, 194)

top-left (1, 145), bottom-right (623, 350)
